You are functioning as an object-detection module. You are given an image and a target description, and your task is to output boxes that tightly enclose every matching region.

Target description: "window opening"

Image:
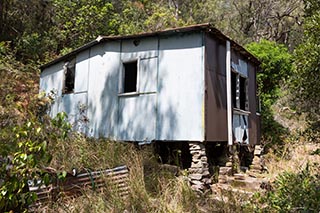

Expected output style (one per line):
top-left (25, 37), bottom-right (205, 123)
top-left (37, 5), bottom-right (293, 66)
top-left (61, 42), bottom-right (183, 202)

top-left (231, 69), bottom-right (248, 111)
top-left (239, 76), bottom-right (248, 110)
top-left (231, 71), bottom-right (237, 108)
top-left (123, 61), bottom-right (138, 93)
top-left (63, 59), bottom-right (75, 94)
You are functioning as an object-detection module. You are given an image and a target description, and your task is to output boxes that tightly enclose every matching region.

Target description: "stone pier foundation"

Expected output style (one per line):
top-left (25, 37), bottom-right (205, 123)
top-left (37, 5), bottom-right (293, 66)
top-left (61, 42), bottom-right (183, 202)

top-left (188, 142), bottom-right (211, 192)
top-left (249, 145), bottom-right (264, 174)
top-left (218, 156), bottom-right (233, 184)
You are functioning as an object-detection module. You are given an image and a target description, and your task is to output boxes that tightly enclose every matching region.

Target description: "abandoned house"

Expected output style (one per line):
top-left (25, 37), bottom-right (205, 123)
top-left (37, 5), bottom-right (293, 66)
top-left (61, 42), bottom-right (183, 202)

top-left (40, 23), bottom-right (261, 191)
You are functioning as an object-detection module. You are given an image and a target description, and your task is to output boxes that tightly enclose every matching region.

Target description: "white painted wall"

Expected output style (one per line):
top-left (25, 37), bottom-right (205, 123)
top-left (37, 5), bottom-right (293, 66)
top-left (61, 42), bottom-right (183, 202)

top-left (40, 32), bottom-right (205, 142)
top-left (40, 61), bottom-right (64, 117)
top-left (40, 52), bottom-right (90, 132)
top-left (86, 42), bottom-right (120, 138)
top-left (157, 33), bottom-right (205, 141)
top-left (75, 50), bottom-right (90, 93)
top-left (117, 37), bottom-right (158, 141)
top-left (118, 94), bottom-right (156, 141)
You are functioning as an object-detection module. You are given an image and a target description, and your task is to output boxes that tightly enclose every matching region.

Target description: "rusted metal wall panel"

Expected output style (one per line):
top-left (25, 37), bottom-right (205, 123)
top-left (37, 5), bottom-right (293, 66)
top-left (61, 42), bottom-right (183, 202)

top-left (157, 32), bottom-right (205, 141)
top-left (29, 165), bottom-right (129, 207)
top-left (230, 50), bottom-right (251, 144)
top-left (248, 62), bottom-right (259, 145)
top-left (204, 34), bottom-right (228, 142)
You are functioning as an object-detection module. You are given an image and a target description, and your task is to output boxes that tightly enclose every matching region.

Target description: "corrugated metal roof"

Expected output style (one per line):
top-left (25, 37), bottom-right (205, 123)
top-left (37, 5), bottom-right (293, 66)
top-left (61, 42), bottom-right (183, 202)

top-left (40, 23), bottom-right (260, 70)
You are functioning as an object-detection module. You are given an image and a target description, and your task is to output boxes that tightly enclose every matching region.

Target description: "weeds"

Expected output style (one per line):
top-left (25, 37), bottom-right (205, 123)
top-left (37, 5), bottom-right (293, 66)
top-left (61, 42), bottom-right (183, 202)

top-left (249, 164), bottom-right (320, 213)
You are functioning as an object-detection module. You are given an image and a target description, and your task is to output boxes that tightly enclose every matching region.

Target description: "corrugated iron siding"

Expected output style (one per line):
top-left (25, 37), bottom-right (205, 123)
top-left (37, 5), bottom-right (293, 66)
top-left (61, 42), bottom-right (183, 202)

top-left (204, 34), bottom-right (228, 142)
top-left (248, 62), bottom-right (260, 145)
top-left (29, 165), bottom-right (130, 207)
top-left (204, 33), bottom-right (260, 144)
top-left (231, 45), bottom-right (259, 145)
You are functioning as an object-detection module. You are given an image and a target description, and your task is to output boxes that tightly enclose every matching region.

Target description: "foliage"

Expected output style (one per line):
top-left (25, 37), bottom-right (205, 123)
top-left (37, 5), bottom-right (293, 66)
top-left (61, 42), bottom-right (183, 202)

top-left (246, 39), bottom-right (292, 99)
top-left (0, 0), bottom-right (319, 211)
top-left (143, 3), bottom-right (185, 31)
top-left (51, 0), bottom-right (118, 52)
top-left (0, 0), bottom-right (54, 62)
top-left (116, 1), bottom-right (149, 35)
top-left (246, 40), bottom-right (292, 150)
top-left (303, 0), bottom-right (320, 17)
top-left (290, 3), bottom-right (320, 127)
top-left (117, 1), bottom-right (186, 35)
top-left (0, 120), bottom-right (51, 212)
top-left (0, 54), bottom-right (68, 211)
top-left (0, 103), bottom-right (75, 212)
top-left (258, 164), bottom-right (320, 212)
top-left (0, 0), bottom-right (306, 63)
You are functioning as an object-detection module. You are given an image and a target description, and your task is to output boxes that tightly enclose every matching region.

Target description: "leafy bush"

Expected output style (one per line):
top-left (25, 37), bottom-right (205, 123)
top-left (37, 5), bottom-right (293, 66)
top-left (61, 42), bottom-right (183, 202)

top-left (0, 121), bottom-right (51, 212)
top-left (246, 40), bottom-right (292, 151)
top-left (0, 104), bottom-right (78, 211)
top-left (246, 39), bottom-right (292, 100)
top-left (289, 0), bottom-right (320, 136)
top-left (255, 164), bottom-right (320, 212)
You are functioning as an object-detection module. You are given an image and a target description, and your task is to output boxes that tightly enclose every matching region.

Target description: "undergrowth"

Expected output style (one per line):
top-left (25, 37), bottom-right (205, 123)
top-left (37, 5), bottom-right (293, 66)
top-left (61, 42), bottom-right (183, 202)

top-left (1, 42), bottom-right (320, 212)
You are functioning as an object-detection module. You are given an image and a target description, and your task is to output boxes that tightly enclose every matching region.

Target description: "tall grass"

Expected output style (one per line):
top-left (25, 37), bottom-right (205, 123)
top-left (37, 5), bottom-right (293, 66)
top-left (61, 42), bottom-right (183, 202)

top-left (36, 136), bottom-right (220, 212)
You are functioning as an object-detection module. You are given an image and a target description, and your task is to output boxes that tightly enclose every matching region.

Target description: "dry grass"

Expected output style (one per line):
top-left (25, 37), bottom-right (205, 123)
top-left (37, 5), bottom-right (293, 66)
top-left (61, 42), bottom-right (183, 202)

top-left (36, 135), bottom-right (249, 212)
top-left (263, 141), bottom-right (320, 181)
top-left (33, 98), bottom-right (320, 212)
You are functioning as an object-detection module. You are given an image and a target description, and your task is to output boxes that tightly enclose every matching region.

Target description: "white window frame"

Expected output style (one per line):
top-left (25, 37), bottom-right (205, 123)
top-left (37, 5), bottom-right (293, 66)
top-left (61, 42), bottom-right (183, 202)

top-left (119, 58), bottom-right (140, 96)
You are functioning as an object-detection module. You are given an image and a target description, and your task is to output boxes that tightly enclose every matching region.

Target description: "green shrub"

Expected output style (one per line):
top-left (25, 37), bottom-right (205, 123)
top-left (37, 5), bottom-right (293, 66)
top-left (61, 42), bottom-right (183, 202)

top-left (259, 164), bottom-right (320, 212)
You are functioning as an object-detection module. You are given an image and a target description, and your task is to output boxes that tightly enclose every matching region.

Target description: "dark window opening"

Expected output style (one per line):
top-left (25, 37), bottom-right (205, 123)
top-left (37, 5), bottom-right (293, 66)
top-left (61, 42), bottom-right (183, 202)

top-left (231, 71), bottom-right (237, 108)
top-left (239, 76), bottom-right (247, 110)
top-left (231, 69), bottom-right (248, 111)
top-left (123, 61), bottom-right (138, 93)
top-left (64, 61), bottom-right (75, 94)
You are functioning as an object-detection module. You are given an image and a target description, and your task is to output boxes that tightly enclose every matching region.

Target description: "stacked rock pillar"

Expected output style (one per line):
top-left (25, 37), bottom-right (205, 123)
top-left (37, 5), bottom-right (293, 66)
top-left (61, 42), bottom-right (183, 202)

top-left (188, 142), bottom-right (211, 192)
top-left (250, 145), bottom-right (264, 173)
top-left (218, 156), bottom-right (233, 184)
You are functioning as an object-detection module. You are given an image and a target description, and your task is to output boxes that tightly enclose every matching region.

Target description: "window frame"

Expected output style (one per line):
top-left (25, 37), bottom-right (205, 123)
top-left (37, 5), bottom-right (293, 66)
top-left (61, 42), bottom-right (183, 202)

top-left (62, 58), bottom-right (76, 94)
top-left (231, 68), bottom-right (249, 112)
top-left (119, 58), bottom-right (140, 96)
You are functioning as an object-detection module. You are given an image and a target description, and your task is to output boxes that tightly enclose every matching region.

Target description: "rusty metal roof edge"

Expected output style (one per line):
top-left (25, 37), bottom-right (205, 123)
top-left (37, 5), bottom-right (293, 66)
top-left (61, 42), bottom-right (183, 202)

top-left (205, 27), bottom-right (261, 65)
top-left (40, 23), bottom-right (260, 70)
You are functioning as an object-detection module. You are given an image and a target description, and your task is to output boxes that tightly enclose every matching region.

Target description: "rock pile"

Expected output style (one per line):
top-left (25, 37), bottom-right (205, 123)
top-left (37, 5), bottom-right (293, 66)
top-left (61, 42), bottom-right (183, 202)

top-left (188, 142), bottom-right (211, 192)
top-left (218, 156), bottom-right (233, 184)
top-left (249, 145), bottom-right (264, 174)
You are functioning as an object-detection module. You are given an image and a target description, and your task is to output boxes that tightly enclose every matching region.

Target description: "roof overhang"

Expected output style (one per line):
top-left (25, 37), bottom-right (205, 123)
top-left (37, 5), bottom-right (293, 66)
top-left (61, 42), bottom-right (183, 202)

top-left (40, 23), bottom-right (260, 71)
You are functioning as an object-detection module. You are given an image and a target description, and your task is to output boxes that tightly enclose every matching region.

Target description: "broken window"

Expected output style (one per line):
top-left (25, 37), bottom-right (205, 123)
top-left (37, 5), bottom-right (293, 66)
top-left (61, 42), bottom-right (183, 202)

top-left (231, 69), bottom-right (248, 111)
top-left (231, 71), bottom-right (237, 108)
top-left (63, 59), bottom-right (75, 94)
top-left (239, 76), bottom-right (248, 110)
top-left (123, 61), bottom-right (138, 93)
